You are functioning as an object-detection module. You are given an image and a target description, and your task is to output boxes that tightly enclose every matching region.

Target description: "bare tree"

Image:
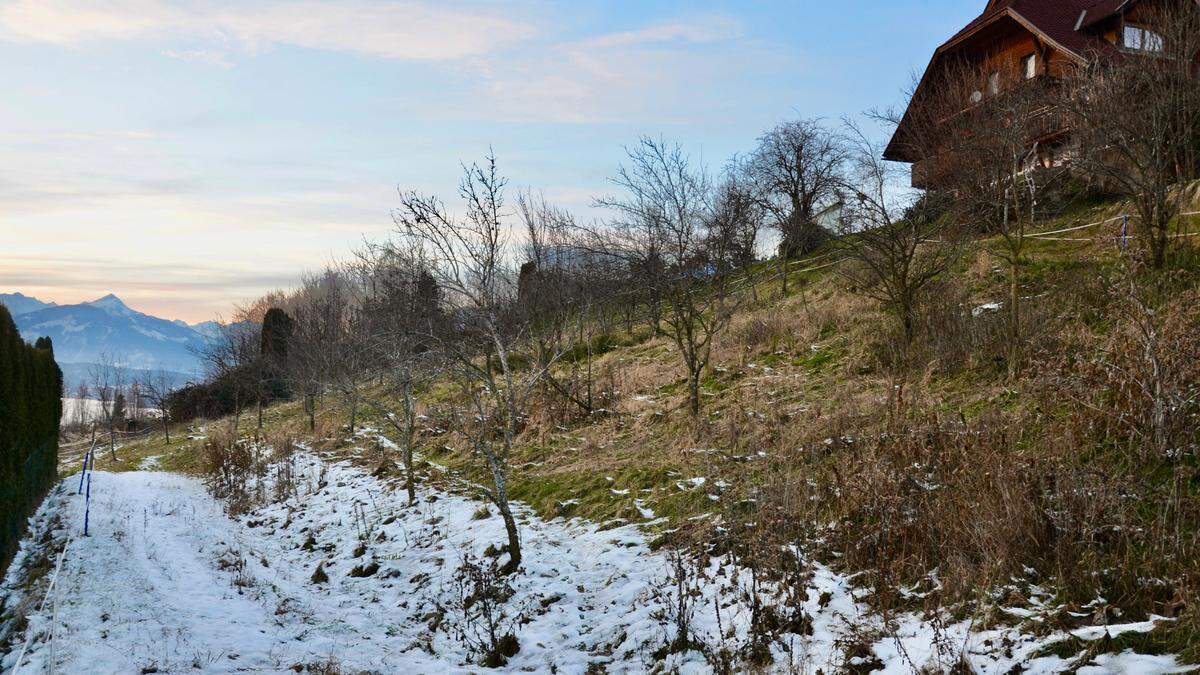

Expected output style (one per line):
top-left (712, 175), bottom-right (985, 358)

top-left (516, 190), bottom-right (611, 417)
top-left (138, 370), bottom-right (177, 444)
top-left (351, 238), bottom-right (445, 505)
top-left (394, 151), bottom-right (556, 574)
top-left (836, 121), bottom-right (961, 351)
top-left (1061, 1), bottom-right (1200, 269)
top-left (286, 272), bottom-right (343, 432)
top-left (706, 166), bottom-right (765, 286)
top-left (907, 60), bottom-right (1063, 377)
top-left (89, 352), bottom-right (126, 460)
top-left (200, 320), bottom-right (260, 431)
top-left (745, 118), bottom-right (847, 291)
top-left (320, 270), bottom-right (373, 435)
top-left (66, 383), bottom-right (91, 434)
top-left (595, 137), bottom-right (737, 416)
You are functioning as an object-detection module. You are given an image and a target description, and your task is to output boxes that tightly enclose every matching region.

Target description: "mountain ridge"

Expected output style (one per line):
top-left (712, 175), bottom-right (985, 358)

top-left (2, 292), bottom-right (222, 386)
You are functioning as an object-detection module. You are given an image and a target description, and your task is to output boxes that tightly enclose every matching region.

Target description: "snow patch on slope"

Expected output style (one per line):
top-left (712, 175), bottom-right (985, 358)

top-left (2, 452), bottom-right (1192, 674)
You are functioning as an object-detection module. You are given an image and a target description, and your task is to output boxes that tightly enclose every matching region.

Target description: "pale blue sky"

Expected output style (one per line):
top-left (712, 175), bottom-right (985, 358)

top-left (0, 0), bottom-right (980, 322)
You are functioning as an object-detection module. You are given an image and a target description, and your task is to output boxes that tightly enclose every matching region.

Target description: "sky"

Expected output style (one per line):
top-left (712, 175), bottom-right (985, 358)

top-left (0, 0), bottom-right (981, 323)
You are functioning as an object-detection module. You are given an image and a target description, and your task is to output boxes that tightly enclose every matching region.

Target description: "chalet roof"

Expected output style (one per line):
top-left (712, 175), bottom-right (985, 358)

top-left (941, 0), bottom-right (1124, 62)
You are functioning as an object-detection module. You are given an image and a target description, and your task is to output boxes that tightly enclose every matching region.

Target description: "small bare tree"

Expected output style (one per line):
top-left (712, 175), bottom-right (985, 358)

top-left (516, 190), bottom-right (612, 417)
top-left (89, 352), bottom-right (126, 460)
top-left (353, 239), bottom-right (445, 505)
top-left (394, 151), bottom-right (557, 574)
top-left (911, 60), bottom-right (1063, 377)
top-left (200, 320), bottom-right (260, 432)
top-left (836, 121), bottom-right (961, 351)
top-left (707, 167), bottom-right (766, 300)
top-left (595, 137), bottom-right (738, 416)
top-left (137, 369), bottom-right (177, 443)
top-left (1061, 1), bottom-right (1200, 269)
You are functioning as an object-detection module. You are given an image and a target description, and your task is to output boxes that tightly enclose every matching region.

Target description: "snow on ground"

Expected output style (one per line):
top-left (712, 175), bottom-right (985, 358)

top-left (2, 445), bottom-right (1194, 674)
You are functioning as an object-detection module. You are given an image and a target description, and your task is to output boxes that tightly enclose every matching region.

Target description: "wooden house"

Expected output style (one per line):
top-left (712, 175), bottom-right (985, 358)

top-left (884, 0), bottom-right (1172, 187)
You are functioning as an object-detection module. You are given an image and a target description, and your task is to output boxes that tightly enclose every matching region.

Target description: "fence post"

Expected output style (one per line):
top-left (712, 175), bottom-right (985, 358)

top-left (84, 474), bottom-right (92, 537)
top-left (1121, 214), bottom-right (1130, 250)
top-left (77, 442), bottom-right (93, 495)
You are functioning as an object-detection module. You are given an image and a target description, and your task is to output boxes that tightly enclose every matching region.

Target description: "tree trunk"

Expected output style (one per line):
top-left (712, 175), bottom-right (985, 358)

top-left (1008, 262), bottom-right (1022, 380)
top-left (497, 500), bottom-right (522, 575)
top-left (162, 415), bottom-right (171, 444)
top-left (779, 256), bottom-right (788, 295)
top-left (405, 445), bottom-right (416, 506)
top-left (348, 396), bottom-right (358, 434)
top-left (688, 366), bottom-right (702, 417)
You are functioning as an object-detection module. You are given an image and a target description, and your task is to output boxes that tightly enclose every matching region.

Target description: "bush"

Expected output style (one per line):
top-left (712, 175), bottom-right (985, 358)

top-left (201, 427), bottom-right (258, 514)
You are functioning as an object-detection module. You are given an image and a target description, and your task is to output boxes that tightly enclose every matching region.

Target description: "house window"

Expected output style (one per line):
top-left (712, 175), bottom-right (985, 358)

top-left (1021, 53), bottom-right (1037, 79)
top-left (988, 70), bottom-right (1000, 95)
top-left (1123, 25), bottom-right (1164, 52)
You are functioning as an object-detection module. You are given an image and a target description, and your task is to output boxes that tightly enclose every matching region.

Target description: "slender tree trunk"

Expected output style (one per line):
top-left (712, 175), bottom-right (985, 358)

top-left (688, 366), bottom-right (702, 418)
top-left (1008, 261), bottom-right (1021, 380)
top-left (162, 414), bottom-right (171, 444)
top-left (497, 499), bottom-right (521, 575)
top-left (405, 444), bottom-right (416, 506)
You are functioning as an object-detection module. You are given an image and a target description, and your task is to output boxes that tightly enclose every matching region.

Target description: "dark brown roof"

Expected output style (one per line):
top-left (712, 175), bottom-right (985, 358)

top-left (940, 0), bottom-right (1125, 61)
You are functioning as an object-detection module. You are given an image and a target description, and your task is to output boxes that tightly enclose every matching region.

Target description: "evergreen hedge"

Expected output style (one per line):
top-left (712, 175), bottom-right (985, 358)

top-left (0, 304), bottom-right (62, 577)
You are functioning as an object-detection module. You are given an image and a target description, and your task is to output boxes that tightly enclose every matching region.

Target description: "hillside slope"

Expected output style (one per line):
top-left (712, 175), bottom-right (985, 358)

top-left (28, 195), bottom-right (1200, 671)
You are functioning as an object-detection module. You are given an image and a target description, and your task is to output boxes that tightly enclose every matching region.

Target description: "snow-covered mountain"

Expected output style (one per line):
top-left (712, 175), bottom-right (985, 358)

top-left (0, 292), bottom-right (57, 317)
top-left (9, 293), bottom-right (215, 377)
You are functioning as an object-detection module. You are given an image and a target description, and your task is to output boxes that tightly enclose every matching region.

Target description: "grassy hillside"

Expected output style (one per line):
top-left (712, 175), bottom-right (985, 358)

top-left (84, 190), bottom-right (1200, 664)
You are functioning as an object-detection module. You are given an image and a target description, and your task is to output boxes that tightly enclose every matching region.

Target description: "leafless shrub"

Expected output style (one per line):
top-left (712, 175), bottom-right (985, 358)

top-left (201, 427), bottom-right (257, 514)
top-left (445, 554), bottom-right (526, 668)
top-left (647, 544), bottom-right (705, 662)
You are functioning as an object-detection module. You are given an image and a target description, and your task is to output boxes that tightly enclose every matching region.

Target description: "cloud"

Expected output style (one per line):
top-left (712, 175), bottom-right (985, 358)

top-left (0, 0), bottom-right (535, 62)
top-left (471, 14), bottom-right (786, 125)
top-left (583, 14), bottom-right (742, 50)
top-left (162, 48), bottom-right (233, 69)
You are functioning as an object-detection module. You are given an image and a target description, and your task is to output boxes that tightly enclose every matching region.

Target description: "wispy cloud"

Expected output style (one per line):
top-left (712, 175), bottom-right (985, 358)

top-left (0, 0), bottom-right (536, 61)
top-left (583, 14), bottom-right (742, 50)
top-left (472, 14), bottom-right (784, 125)
top-left (162, 48), bottom-right (233, 69)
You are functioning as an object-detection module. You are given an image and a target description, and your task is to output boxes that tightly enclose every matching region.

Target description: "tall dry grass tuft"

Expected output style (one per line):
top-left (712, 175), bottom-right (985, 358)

top-left (201, 426), bottom-right (258, 514)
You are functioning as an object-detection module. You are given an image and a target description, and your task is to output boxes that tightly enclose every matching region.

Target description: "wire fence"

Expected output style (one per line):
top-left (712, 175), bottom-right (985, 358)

top-left (8, 436), bottom-right (102, 675)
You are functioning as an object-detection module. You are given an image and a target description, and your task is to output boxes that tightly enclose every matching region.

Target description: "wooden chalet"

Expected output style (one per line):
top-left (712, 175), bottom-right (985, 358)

top-left (884, 0), bottom-right (1171, 187)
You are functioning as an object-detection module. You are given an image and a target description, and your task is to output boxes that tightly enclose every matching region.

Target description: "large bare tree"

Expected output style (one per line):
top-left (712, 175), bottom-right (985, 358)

top-left (745, 118), bottom-right (848, 291)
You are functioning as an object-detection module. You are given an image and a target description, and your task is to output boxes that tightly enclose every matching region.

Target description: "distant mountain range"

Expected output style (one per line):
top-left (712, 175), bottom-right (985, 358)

top-left (1, 292), bottom-right (224, 391)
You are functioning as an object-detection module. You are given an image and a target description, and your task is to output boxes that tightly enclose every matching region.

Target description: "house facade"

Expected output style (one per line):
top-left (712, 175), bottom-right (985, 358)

top-left (884, 0), bottom-right (1169, 188)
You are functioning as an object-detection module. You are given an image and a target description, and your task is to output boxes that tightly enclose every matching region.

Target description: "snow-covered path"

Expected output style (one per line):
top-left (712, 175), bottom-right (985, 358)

top-left (9, 473), bottom-right (309, 672)
top-left (2, 452), bottom-right (1194, 674)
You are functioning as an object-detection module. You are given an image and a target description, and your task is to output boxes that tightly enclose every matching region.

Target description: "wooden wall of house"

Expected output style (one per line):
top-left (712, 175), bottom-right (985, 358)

top-left (961, 19), bottom-right (1077, 86)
